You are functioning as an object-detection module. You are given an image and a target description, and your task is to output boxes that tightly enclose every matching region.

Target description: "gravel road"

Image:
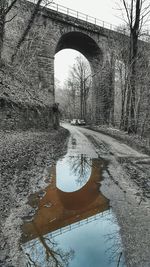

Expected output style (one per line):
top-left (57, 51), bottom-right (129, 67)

top-left (63, 123), bottom-right (150, 267)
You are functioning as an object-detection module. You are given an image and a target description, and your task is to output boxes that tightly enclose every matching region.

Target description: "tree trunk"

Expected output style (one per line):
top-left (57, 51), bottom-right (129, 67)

top-left (128, 0), bottom-right (140, 133)
top-left (128, 30), bottom-right (138, 133)
top-left (80, 80), bottom-right (83, 119)
top-left (0, 10), bottom-right (5, 65)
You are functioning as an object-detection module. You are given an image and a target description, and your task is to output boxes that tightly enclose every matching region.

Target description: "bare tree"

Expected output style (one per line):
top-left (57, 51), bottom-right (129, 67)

top-left (12, 0), bottom-right (44, 60)
top-left (25, 234), bottom-right (74, 267)
top-left (113, 25), bottom-right (150, 136)
top-left (67, 77), bottom-right (80, 118)
top-left (110, 29), bottom-right (131, 129)
top-left (69, 155), bottom-right (92, 186)
top-left (0, 0), bottom-right (53, 65)
top-left (55, 78), bottom-right (79, 119)
top-left (68, 56), bottom-right (92, 120)
top-left (55, 56), bottom-right (91, 120)
top-left (0, 0), bottom-right (18, 65)
top-left (119, 0), bottom-right (150, 133)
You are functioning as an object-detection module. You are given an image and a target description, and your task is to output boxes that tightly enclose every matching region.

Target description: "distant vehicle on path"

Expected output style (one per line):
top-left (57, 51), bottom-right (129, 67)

top-left (78, 119), bottom-right (86, 126)
top-left (70, 119), bottom-right (78, 125)
top-left (70, 119), bottom-right (86, 126)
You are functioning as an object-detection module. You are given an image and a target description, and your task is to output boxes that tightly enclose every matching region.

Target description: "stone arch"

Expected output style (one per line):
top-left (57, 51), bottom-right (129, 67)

top-left (55, 32), bottom-right (105, 82)
top-left (55, 31), bottom-right (103, 66)
top-left (3, 0), bottom-right (117, 129)
top-left (54, 31), bottom-right (110, 123)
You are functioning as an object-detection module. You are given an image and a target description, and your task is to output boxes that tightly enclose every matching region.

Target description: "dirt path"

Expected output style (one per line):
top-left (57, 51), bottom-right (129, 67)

top-left (63, 124), bottom-right (150, 267)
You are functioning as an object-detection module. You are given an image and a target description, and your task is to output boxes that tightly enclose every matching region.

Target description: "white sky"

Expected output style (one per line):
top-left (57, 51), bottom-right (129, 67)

top-left (54, 50), bottom-right (81, 87)
top-left (54, 0), bottom-right (121, 26)
top-left (54, 0), bottom-right (122, 86)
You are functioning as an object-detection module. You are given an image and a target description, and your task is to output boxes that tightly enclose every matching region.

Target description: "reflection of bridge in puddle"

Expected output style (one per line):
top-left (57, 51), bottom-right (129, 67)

top-left (21, 157), bottom-right (109, 243)
top-left (46, 212), bottom-right (109, 239)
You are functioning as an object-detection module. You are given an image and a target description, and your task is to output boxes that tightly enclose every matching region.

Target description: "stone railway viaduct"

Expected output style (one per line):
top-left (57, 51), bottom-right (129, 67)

top-left (1, 0), bottom-right (149, 130)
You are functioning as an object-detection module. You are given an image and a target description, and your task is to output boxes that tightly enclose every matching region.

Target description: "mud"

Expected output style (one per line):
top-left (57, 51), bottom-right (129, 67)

top-left (0, 127), bottom-right (69, 267)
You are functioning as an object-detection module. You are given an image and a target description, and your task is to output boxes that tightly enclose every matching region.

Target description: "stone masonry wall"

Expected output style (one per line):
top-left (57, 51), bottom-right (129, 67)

top-left (1, 1), bottom-right (55, 130)
top-left (0, 66), bottom-right (54, 130)
top-left (1, 0), bottom-right (149, 133)
top-left (0, 98), bottom-right (53, 130)
top-left (2, 0), bottom-right (114, 129)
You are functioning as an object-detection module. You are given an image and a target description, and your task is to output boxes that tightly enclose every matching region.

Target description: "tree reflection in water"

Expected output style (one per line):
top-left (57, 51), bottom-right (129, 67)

top-left (22, 155), bottom-right (126, 267)
top-left (24, 234), bottom-right (74, 267)
top-left (69, 154), bottom-right (92, 186)
top-left (103, 213), bottom-right (125, 266)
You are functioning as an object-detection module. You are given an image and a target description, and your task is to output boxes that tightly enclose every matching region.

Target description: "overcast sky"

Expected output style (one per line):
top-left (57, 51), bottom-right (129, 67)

top-left (54, 0), bottom-right (121, 25)
top-left (53, 0), bottom-right (122, 86)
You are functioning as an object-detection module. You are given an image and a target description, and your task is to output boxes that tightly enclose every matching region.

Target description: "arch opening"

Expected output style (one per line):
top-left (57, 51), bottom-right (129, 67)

top-left (54, 48), bottom-right (93, 121)
top-left (54, 31), bottom-right (105, 124)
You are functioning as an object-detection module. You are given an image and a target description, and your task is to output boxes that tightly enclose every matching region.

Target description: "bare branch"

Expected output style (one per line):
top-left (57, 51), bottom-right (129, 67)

top-left (130, 0), bottom-right (134, 27)
top-left (122, 0), bottom-right (131, 25)
top-left (5, 0), bottom-right (18, 15)
top-left (140, 8), bottom-right (150, 21)
top-left (12, 0), bottom-right (44, 61)
top-left (5, 13), bottom-right (17, 23)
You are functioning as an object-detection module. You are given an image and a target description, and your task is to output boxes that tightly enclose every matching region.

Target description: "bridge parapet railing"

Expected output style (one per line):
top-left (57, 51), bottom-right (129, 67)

top-left (47, 2), bottom-right (117, 31)
top-left (47, 211), bottom-right (108, 238)
top-left (42, 2), bottom-right (149, 41)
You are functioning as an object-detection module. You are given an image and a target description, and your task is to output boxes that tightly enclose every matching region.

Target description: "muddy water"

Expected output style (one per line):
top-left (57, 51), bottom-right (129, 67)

top-left (21, 152), bottom-right (126, 267)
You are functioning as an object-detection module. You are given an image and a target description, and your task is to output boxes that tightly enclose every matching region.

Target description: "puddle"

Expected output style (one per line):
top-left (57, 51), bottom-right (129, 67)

top-left (21, 155), bottom-right (126, 267)
top-left (56, 155), bottom-right (92, 192)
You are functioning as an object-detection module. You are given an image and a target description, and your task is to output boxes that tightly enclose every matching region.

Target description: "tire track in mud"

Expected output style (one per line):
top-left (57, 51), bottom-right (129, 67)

top-left (83, 131), bottom-right (150, 200)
